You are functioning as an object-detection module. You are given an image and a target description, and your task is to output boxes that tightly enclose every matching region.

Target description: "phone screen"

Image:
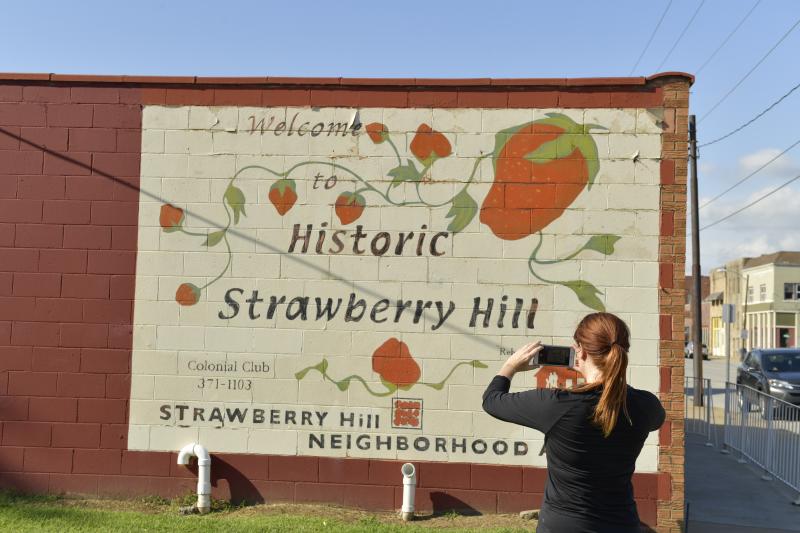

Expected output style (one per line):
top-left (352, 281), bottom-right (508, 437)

top-left (538, 345), bottom-right (573, 366)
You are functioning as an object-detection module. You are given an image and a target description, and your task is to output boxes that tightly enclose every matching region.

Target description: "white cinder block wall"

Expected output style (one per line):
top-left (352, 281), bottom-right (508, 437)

top-left (129, 105), bottom-right (663, 470)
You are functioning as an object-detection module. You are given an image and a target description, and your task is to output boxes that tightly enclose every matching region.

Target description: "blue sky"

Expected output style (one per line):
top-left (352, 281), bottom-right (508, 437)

top-left (3, 0), bottom-right (799, 272)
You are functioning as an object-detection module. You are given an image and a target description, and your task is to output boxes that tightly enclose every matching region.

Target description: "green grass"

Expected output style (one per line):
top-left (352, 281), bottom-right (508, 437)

top-left (0, 491), bottom-right (532, 533)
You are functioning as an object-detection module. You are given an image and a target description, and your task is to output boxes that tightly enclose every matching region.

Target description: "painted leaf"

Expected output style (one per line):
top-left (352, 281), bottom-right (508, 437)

top-left (560, 280), bottom-right (605, 312)
top-left (203, 230), bottom-right (226, 247)
top-left (445, 189), bottom-right (477, 234)
top-left (522, 114), bottom-right (601, 190)
top-left (295, 358), bottom-right (327, 380)
top-left (379, 378), bottom-right (400, 394)
top-left (271, 178), bottom-right (296, 196)
top-left (387, 159), bottom-right (421, 188)
top-left (584, 123), bottom-right (607, 134)
top-left (539, 113), bottom-right (583, 133)
top-left (523, 135), bottom-right (578, 162)
top-left (573, 134), bottom-right (600, 189)
top-left (491, 122), bottom-right (529, 173)
top-left (583, 234), bottom-right (621, 256)
top-left (224, 185), bottom-right (247, 224)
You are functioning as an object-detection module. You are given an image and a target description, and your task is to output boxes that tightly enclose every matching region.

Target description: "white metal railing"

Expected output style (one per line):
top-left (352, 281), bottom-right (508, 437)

top-left (723, 382), bottom-right (800, 502)
top-left (684, 376), bottom-right (717, 448)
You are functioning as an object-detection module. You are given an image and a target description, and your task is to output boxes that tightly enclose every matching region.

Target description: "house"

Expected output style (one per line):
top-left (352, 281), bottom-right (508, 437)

top-left (708, 252), bottom-right (800, 356)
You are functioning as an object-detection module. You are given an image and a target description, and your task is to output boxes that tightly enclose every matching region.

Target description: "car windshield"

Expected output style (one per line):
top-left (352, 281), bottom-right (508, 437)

top-left (761, 352), bottom-right (800, 373)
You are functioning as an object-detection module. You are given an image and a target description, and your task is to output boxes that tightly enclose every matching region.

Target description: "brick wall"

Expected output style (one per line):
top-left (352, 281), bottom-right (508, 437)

top-left (0, 73), bottom-right (690, 532)
top-left (655, 78), bottom-right (690, 532)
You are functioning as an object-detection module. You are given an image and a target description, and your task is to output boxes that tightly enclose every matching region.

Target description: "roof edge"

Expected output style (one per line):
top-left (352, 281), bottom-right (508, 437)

top-left (0, 72), bottom-right (695, 88)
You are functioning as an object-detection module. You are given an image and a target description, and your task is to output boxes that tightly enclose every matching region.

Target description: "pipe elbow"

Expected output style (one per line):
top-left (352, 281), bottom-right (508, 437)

top-left (401, 462), bottom-right (416, 483)
top-left (192, 443), bottom-right (210, 464)
top-left (177, 443), bottom-right (210, 465)
top-left (177, 443), bottom-right (196, 465)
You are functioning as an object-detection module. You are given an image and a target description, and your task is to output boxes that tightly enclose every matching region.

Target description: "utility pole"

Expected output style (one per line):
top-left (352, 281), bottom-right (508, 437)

top-left (689, 115), bottom-right (704, 407)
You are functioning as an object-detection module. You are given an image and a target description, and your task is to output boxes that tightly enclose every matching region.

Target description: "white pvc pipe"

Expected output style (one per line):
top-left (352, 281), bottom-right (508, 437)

top-left (177, 443), bottom-right (211, 513)
top-left (400, 462), bottom-right (416, 521)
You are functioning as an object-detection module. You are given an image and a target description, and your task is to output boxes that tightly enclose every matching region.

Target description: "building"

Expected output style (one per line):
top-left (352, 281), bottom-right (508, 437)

top-left (742, 252), bottom-right (800, 349)
top-left (708, 258), bottom-right (747, 357)
top-left (709, 252), bottom-right (800, 357)
top-left (0, 72), bottom-right (691, 532)
top-left (684, 275), bottom-right (710, 345)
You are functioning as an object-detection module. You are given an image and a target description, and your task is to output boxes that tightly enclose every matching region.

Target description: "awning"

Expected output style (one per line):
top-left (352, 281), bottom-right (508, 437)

top-left (705, 291), bottom-right (723, 302)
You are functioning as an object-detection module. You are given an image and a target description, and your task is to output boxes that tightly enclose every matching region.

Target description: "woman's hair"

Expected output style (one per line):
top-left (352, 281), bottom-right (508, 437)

top-left (571, 312), bottom-right (631, 437)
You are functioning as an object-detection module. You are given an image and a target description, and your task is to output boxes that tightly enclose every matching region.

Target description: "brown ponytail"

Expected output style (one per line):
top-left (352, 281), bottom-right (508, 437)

top-left (571, 312), bottom-right (632, 437)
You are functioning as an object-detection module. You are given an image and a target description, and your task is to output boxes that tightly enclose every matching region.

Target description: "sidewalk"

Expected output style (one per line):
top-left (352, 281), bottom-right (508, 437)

top-left (685, 428), bottom-right (800, 532)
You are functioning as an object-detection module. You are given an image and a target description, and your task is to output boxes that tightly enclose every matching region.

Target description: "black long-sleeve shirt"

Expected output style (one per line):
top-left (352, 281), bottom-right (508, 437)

top-left (482, 375), bottom-right (665, 533)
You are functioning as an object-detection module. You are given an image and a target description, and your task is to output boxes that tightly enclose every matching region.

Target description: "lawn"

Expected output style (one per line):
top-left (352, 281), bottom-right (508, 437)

top-left (0, 491), bottom-right (534, 532)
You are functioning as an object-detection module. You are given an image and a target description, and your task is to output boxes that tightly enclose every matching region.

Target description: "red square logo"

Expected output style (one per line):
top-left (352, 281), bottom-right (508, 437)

top-left (392, 398), bottom-right (423, 430)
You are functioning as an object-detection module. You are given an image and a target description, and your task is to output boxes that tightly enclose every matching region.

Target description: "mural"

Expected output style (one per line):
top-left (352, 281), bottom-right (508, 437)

top-left (160, 113), bottom-right (618, 312)
top-left (130, 105), bottom-right (663, 468)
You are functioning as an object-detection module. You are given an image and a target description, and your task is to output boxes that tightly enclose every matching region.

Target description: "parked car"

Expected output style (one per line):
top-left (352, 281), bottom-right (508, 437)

top-left (737, 349), bottom-right (800, 412)
top-left (684, 341), bottom-right (709, 360)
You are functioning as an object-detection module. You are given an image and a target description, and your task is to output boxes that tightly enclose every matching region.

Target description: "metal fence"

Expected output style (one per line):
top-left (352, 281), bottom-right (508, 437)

top-left (684, 376), bottom-right (717, 448)
top-left (723, 382), bottom-right (800, 501)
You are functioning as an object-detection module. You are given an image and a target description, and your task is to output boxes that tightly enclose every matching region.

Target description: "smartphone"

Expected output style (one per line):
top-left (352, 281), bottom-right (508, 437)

top-left (530, 345), bottom-right (575, 367)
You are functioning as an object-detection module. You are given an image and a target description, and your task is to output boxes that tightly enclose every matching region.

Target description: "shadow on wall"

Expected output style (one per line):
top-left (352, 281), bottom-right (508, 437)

top-left (429, 492), bottom-right (481, 516)
top-left (210, 459), bottom-right (264, 505)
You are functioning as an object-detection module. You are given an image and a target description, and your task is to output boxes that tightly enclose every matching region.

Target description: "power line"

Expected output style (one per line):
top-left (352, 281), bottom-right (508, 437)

top-left (699, 80), bottom-right (800, 148)
top-left (700, 171), bottom-right (800, 231)
top-left (628, 0), bottom-right (674, 75)
top-left (699, 137), bottom-right (800, 209)
top-left (699, 15), bottom-right (800, 123)
top-left (696, 0), bottom-right (762, 75)
top-left (655, 0), bottom-right (706, 72)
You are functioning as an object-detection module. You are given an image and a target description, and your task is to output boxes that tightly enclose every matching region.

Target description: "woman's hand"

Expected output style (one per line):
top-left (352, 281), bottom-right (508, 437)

top-left (498, 341), bottom-right (543, 379)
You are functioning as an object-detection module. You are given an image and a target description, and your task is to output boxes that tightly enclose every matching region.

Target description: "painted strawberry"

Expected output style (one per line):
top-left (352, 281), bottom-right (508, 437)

top-left (372, 337), bottom-right (421, 389)
top-left (159, 204), bottom-right (184, 232)
top-left (410, 124), bottom-right (451, 167)
top-left (175, 283), bottom-right (201, 306)
top-left (268, 179), bottom-right (297, 216)
top-left (366, 122), bottom-right (388, 144)
top-left (334, 191), bottom-right (366, 225)
top-left (480, 113), bottom-right (601, 240)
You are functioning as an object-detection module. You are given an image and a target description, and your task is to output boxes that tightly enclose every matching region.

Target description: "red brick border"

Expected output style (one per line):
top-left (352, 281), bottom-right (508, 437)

top-left (656, 77), bottom-right (690, 533)
top-left (0, 73), bottom-right (690, 532)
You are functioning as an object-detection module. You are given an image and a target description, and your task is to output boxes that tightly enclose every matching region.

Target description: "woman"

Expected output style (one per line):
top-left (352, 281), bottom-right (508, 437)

top-left (482, 312), bottom-right (665, 533)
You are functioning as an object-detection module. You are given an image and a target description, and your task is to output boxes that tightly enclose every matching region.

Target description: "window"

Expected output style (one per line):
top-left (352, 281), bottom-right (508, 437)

top-left (786, 283), bottom-right (800, 300)
top-left (760, 284), bottom-right (767, 301)
top-left (748, 286), bottom-right (754, 303)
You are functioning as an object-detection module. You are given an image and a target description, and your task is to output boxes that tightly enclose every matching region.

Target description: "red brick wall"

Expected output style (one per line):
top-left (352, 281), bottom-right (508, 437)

top-left (0, 74), bottom-right (690, 531)
top-left (0, 81), bottom-right (143, 496)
